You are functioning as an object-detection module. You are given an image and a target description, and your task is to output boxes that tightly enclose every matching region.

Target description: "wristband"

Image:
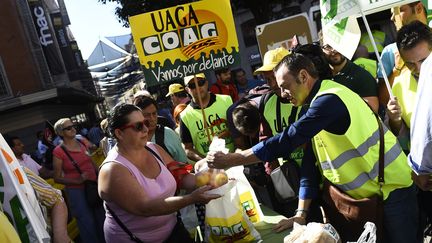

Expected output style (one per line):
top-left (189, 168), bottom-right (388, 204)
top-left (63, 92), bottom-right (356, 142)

top-left (295, 209), bottom-right (308, 216)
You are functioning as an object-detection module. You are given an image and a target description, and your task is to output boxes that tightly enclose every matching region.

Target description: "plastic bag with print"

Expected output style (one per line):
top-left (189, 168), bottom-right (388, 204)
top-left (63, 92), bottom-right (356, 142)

top-left (204, 179), bottom-right (261, 242)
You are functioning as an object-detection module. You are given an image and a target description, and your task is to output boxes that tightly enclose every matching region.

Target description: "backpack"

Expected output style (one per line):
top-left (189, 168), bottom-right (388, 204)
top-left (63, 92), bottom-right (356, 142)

top-left (154, 125), bottom-right (174, 158)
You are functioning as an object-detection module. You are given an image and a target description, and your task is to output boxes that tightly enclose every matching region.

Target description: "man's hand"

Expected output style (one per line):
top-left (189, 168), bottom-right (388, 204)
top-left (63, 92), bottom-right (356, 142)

top-left (387, 97), bottom-right (402, 122)
top-left (412, 172), bottom-right (432, 191)
top-left (273, 216), bottom-right (306, 233)
top-left (206, 151), bottom-right (237, 170)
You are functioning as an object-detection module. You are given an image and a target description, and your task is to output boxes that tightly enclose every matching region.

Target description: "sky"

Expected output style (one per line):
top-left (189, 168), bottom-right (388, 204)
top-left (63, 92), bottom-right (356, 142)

top-left (63, 0), bottom-right (131, 60)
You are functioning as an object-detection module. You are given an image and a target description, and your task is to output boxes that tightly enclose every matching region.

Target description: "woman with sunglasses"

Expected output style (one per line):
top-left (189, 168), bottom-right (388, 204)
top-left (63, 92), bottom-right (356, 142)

top-left (52, 118), bottom-right (105, 243)
top-left (99, 103), bottom-right (219, 243)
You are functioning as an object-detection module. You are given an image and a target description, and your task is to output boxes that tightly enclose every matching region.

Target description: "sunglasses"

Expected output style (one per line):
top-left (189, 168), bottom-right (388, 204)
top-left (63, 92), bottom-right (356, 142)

top-left (119, 120), bottom-right (148, 132)
top-left (62, 125), bottom-right (76, 131)
top-left (187, 79), bottom-right (206, 89)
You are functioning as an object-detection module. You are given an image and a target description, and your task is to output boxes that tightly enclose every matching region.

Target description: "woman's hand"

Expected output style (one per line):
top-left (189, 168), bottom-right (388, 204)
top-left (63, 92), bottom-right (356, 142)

top-left (273, 216), bottom-right (306, 233)
top-left (80, 172), bottom-right (89, 183)
top-left (189, 185), bottom-right (221, 204)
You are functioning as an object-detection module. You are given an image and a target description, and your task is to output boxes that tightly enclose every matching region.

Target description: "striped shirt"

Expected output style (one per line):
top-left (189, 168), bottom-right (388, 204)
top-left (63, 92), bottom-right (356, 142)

top-left (23, 167), bottom-right (63, 208)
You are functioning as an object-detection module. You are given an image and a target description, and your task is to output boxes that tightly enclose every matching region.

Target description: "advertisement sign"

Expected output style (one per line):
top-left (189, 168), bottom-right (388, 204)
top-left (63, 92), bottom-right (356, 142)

top-left (0, 134), bottom-right (50, 243)
top-left (255, 13), bottom-right (313, 57)
top-left (28, 0), bottom-right (65, 75)
top-left (129, 0), bottom-right (240, 87)
top-left (51, 12), bottom-right (79, 73)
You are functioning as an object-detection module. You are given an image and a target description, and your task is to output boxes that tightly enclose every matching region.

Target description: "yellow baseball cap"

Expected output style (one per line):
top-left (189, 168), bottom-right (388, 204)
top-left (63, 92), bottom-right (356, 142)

top-left (166, 83), bottom-right (185, 97)
top-left (254, 47), bottom-right (290, 75)
top-left (183, 73), bottom-right (206, 85)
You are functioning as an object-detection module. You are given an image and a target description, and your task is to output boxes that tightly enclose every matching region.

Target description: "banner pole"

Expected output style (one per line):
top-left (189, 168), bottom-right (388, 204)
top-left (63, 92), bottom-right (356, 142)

top-left (192, 75), bottom-right (212, 143)
top-left (357, 0), bottom-right (394, 98)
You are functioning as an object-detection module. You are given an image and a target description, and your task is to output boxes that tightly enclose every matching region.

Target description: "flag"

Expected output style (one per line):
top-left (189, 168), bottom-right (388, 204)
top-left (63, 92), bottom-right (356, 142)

top-left (321, 0), bottom-right (418, 27)
top-left (320, 0), bottom-right (361, 27)
top-left (0, 133), bottom-right (50, 242)
top-left (320, 0), bottom-right (361, 59)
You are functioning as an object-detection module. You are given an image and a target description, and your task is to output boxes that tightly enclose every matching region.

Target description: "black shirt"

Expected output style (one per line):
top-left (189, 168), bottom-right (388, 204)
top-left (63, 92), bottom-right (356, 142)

top-left (333, 60), bottom-right (378, 97)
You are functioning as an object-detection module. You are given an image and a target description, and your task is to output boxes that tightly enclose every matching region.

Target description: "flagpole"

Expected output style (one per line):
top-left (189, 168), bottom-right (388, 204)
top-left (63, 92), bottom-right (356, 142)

top-left (192, 75), bottom-right (212, 143)
top-left (357, 0), bottom-right (394, 98)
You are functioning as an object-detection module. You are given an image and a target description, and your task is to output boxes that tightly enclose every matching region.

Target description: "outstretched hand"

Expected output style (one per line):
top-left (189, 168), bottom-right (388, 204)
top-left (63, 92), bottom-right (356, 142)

top-left (190, 185), bottom-right (221, 204)
top-left (206, 151), bottom-right (235, 170)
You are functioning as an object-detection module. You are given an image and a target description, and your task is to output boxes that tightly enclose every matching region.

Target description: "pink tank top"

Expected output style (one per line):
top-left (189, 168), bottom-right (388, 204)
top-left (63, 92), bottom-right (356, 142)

top-left (103, 143), bottom-right (177, 243)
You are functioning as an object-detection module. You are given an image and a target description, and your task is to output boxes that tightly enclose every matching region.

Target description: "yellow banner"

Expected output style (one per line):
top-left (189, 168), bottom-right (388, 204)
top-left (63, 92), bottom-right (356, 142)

top-left (129, 0), bottom-right (240, 87)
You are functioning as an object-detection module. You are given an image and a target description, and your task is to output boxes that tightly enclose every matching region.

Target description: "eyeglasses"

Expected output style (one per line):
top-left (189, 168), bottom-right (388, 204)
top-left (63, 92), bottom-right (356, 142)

top-left (322, 44), bottom-right (334, 52)
top-left (119, 121), bottom-right (148, 132)
top-left (62, 125), bottom-right (76, 131)
top-left (186, 79), bottom-right (206, 89)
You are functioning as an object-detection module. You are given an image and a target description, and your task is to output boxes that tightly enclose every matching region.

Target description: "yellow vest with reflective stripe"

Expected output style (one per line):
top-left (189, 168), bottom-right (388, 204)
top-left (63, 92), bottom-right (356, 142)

top-left (180, 94), bottom-right (234, 156)
top-left (353, 57), bottom-right (377, 78)
top-left (392, 68), bottom-right (418, 128)
top-left (360, 30), bottom-right (385, 53)
top-left (312, 80), bottom-right (412, 200)
top-left (263, 94), bottom-right (304, 164)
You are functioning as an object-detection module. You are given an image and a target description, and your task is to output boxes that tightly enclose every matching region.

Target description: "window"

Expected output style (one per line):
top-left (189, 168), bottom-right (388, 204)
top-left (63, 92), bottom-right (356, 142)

top-left (0, 57), bottom-right (12, 100)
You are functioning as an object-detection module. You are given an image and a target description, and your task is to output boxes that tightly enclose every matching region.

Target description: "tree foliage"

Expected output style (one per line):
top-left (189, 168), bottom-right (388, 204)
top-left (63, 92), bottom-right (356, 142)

top-left (99, 0), bottom-right (297, 27)
top-left (98, 0), bottom-right (197, 27)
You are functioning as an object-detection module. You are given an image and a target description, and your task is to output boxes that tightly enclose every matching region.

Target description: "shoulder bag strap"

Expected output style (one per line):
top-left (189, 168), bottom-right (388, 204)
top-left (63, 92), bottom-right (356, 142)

top-left (375, 113), bottom-right (385, 194)
top-left (105, 204), bottom-right (144, 243)
top-left (60, 144), bottom-right (82, 175)
top-left (145, 145), bottom-right (164, 165)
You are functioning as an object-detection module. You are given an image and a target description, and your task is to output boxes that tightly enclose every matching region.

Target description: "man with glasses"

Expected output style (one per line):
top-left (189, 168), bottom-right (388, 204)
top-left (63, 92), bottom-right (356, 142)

top-left (321, 42), bottom-right (379, 113)
top-left (179, 73), bottom-right (234, 163)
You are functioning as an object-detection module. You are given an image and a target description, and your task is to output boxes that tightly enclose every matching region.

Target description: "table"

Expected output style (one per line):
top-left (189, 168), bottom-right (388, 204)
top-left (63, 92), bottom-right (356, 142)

top-left (254, 205), bottom-right (292, 242)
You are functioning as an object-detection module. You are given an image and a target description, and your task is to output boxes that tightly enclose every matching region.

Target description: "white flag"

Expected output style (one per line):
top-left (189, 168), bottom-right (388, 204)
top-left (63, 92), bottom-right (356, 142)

top-left (321, 15), bottom-right (361, 60)
top-left (320, 0), bottom-right (361, 27)
top-left (321, 0), bottom-right (418, 27)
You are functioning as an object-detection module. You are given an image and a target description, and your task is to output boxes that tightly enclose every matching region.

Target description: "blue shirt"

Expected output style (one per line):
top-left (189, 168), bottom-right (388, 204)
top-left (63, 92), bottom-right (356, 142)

top-left (252, 79), bottom-right (350, 199)
top-left (377, 43), bottom-right (397, 79)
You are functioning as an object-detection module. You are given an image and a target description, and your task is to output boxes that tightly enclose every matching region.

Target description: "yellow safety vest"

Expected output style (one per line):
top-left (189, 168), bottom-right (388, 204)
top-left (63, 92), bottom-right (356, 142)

top-left (180, 94), bottom-right (234, 156)
top-left (392, 68), bottom-right (418, 128)
top-left (353, 57), bottom-right (377, 78)
top-left (312, 80), bottom-right (412, 200)
top-left (360, 30), bottom-right (385, 53)
top-left (262, 93), bottom-right (304, 164)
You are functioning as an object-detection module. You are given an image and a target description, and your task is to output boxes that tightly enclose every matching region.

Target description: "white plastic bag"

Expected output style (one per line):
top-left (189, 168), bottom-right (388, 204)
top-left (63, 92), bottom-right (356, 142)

top-left (284, 222), bottom-right (341, 243)
top-left (205, 180), bottom-right (261, 242)
top-left (226, 165), bottom-right (264, 223)
top-left (348, 222), bottom-right (376, 243)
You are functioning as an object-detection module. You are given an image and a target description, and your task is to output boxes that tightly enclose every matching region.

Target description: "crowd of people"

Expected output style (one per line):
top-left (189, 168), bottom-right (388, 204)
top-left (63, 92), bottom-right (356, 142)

top-left (2, 1), bottom-right (432, 242)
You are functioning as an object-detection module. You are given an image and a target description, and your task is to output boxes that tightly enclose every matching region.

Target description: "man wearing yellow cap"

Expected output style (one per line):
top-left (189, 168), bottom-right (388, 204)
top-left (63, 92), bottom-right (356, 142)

top-left (166, 83), bottom-right (190, 107)
top-left (179, 73), bottom-right (234, 162)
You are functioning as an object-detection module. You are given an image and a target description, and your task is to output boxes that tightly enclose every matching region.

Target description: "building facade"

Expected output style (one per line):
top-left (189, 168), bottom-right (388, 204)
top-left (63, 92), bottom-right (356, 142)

top-left (0, 0), bottom-right (103, 149)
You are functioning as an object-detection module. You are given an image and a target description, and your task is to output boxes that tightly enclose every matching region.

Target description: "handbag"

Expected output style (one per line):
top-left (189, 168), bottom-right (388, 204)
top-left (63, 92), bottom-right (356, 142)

top-left (270, 159), bottom-right (300, 203)
top-left (61, 143), bottom-right (102, 208)
top-left (321, 114), bottom-right (384, 242)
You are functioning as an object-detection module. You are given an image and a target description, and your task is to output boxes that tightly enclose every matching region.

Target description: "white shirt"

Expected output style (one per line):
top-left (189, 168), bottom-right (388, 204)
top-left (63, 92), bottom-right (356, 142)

top-left (408, 52), bottom-right (432, 174)
top-left (18, 154), bottom-right (41, 176)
